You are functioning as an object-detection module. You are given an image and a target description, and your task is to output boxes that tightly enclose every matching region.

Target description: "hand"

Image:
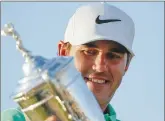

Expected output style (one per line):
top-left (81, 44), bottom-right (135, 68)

top-left (45, 115), bottom-right (60, 121)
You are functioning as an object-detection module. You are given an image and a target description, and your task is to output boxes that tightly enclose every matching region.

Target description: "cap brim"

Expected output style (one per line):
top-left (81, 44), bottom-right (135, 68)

top-left (69, 35), bottom-right (135, 57)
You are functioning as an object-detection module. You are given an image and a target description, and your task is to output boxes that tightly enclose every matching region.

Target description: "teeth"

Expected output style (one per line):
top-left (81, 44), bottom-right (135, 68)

top-left (89, 78), bottom-right (105, 84)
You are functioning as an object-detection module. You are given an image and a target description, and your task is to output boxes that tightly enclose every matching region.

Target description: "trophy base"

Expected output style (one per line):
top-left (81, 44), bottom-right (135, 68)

top-left (13, 81), bottom-right (72, 121)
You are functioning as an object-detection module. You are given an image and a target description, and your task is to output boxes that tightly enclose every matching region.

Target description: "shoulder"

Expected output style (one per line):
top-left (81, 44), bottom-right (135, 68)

top-left (1, 108), bottom-right (26, 121)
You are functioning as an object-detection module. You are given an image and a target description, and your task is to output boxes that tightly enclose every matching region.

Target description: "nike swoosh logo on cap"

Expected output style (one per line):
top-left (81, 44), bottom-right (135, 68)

top-left (95, 15), bottom-right (121, 24)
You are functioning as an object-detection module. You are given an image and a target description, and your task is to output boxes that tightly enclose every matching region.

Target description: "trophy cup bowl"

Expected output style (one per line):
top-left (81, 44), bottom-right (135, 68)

top-left (1, 23), bottom-right (105, 121)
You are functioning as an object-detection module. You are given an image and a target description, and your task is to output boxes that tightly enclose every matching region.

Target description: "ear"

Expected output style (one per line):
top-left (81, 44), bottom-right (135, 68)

top-left (58, 40), bottom-right (70, 56)
top-left (58, 40), bottom-right (66, 56)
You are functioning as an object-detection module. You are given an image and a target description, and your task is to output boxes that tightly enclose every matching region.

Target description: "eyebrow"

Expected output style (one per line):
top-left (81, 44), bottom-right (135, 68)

top-left (109, 48), bottom-right (127, 54)
top-left (83, 42), bottom-right (127, 54)
top-left (83, 42), bottom-right (97, 48)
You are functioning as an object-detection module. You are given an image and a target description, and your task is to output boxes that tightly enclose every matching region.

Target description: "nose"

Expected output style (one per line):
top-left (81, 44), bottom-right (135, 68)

top-left (92, 53), bottom-right (108, 72)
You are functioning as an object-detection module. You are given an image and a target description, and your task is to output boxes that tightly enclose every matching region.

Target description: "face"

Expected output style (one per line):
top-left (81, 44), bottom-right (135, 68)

top-left (58, 40), bottom-right (129, 111)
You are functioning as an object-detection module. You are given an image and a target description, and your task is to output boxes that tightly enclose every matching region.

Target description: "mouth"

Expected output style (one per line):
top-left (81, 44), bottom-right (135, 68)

top-left (84, 77), bottom-right (109, 84)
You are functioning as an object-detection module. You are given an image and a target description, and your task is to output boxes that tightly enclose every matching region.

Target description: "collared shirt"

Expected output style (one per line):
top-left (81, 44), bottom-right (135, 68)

top-left (104, 104), bottom-right (120, 121)
top-left (1, 104), bottom-right (120, 121)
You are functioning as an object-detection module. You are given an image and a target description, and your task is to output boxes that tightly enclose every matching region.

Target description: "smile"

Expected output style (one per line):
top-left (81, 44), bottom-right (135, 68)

top-left (84, 77), bottom-right (109, 84)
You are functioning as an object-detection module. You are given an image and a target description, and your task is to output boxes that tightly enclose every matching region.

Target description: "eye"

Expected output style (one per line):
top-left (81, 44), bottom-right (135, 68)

top-left (83, 49), bottom-right (98, 56)
top-left (107, 52), bottom-right (122, 59)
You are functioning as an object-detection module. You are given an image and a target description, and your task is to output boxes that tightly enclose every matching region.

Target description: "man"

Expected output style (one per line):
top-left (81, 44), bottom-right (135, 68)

top-left (1, 2), bottom-right (135, 121)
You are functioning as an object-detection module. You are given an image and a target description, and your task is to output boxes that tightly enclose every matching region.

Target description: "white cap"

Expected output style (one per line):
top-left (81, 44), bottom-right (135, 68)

top-left (64, 2), bottom-right (135, 56)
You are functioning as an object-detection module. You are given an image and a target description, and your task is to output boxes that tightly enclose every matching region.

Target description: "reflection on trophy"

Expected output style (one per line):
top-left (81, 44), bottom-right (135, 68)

top-left (1, 23), bottom-right (105, 121)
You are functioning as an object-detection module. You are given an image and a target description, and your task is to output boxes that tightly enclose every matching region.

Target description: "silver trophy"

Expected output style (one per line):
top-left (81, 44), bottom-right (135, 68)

top-left (1, 23), bottom-right (105, 121)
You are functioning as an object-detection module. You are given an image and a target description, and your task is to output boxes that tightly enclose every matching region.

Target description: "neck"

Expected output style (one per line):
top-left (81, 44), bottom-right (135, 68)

top-left (103, 105), bottom-right (110, 114)
top-left (100, 104), bottom-right (108, 113)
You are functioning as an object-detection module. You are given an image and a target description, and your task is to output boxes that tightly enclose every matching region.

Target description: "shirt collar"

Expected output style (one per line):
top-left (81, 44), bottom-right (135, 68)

top-left (104, 104), bottom-right (119, 121)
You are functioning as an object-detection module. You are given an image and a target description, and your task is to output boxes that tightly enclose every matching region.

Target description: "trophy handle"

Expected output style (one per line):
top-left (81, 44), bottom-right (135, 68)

top-left (1, 23), bottom-right (31, 60)
top-left (1, 23), bottom-right (44, 76)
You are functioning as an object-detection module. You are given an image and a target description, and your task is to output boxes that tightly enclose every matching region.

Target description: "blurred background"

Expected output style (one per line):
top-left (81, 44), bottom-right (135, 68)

top-left (1, 2), bottom-right (164, 121)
